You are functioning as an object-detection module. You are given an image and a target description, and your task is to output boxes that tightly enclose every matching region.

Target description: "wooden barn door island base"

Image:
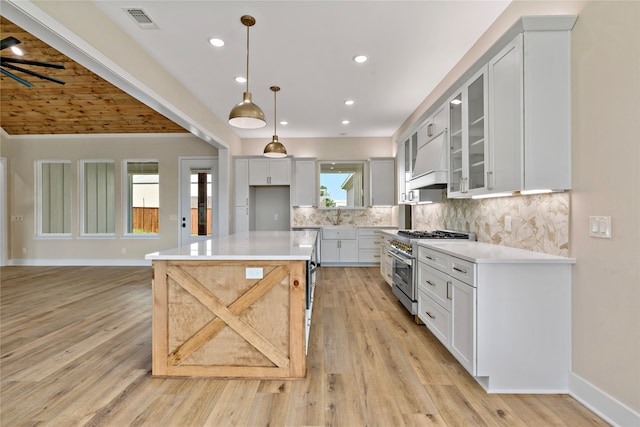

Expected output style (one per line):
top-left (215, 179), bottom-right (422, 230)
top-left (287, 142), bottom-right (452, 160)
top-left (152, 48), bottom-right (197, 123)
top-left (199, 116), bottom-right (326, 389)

top-left (151, 259), bottom-right (306, 379)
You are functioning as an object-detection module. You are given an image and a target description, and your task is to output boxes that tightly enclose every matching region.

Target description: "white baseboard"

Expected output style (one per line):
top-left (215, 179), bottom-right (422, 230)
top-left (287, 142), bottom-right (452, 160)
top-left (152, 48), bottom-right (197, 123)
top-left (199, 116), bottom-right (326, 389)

top-left (9, 258), bottom-right (151, 267)
top-left (569, 373), bottom-right (640, 427)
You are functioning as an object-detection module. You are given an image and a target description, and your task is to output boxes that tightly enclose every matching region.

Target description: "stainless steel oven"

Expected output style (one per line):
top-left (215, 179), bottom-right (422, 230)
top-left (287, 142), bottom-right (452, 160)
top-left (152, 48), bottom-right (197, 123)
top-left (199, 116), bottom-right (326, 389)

top-left (390, 248), bottom-right (415, 313)
top-left (385, 229), bottom-right (475, 316)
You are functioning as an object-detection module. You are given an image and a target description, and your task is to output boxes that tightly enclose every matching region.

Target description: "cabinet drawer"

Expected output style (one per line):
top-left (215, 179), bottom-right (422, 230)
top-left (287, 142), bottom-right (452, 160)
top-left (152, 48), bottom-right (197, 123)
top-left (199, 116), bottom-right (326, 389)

top-left (359, 236), bottom-right (381, 249)
top-left (449, 258), bottom-right (475, 286)
top-left (417, 290), bottom-right (450, 347)
top-left (417, 262), bottom-right (451, 310)
top-left (359, 248), bottom-right (380, 263)
top-left (323, 227), bottom-right (357, 240)
top-left (417, 245), bottom-right (450, 273)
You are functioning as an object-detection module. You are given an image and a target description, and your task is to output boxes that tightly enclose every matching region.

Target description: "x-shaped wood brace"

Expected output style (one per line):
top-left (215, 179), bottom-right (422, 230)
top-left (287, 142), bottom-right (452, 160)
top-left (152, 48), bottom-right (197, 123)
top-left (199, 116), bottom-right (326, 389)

top-left (166, 264), bottom-right (290, 368)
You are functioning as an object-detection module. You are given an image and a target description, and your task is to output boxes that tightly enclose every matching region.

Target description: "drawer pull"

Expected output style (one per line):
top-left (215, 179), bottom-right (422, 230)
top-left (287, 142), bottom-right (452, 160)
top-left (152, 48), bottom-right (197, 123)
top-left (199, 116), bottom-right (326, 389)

top-left (453, 266), bottom-right (468, 274)
top-left (426, 280), bottom-right (436, 287)
top-left (446, 280), bottom-right (452, 299)
top-left (424, 255), bottom-right (435, 261)
top-left (426, 311), bottom-right (436, 319)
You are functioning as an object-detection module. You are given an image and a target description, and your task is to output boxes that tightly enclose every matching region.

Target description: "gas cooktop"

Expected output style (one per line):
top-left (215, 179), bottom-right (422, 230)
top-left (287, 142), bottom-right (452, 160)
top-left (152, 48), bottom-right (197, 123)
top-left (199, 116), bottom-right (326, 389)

top-left (396, 229), bottom-right (475, 240)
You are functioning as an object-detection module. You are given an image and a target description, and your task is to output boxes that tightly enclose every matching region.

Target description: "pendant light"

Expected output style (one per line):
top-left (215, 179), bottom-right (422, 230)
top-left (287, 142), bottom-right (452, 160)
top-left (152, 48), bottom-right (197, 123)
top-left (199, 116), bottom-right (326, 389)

top-left (263, 86), bottom-right (287, 158)
top-left (228, 15), bottom-right (266, 129)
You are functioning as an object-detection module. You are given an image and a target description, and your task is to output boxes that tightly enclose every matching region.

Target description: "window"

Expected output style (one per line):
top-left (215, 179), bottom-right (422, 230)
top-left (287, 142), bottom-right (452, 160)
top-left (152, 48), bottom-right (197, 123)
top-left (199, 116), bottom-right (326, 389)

top-left (124, 160), bottom-right (159, 235)
top-left (81, 160), bottom-right (115, 236)
top-left (36, 160), bottom-right (71, 236)
top-left (319, 161), bottom-right (365, 208)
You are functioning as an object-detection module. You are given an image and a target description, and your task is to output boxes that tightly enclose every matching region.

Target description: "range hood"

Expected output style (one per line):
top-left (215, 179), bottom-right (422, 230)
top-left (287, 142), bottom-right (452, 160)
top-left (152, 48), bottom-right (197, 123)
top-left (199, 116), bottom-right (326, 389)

top-left (409, 130), bottom-right (448, 190)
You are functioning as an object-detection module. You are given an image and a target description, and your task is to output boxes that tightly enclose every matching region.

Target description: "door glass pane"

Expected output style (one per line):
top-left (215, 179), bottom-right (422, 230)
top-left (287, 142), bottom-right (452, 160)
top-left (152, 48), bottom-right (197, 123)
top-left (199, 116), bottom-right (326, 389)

top-left (126, 161), bottom-right (159, 234)
top-left (449, 93), bottom-right (463, 193)
top-left (467, 73), bottom-right (485, 190)
top-left (191, 171), bottom-right (212, 236)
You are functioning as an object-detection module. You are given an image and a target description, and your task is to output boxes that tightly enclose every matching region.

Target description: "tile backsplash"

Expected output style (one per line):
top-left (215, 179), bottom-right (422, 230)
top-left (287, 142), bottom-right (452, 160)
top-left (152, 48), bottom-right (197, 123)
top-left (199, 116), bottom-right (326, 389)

top-left (292, 207), bottom-right (395, 227)
top-left (413, 192), bottom-right (570, 256)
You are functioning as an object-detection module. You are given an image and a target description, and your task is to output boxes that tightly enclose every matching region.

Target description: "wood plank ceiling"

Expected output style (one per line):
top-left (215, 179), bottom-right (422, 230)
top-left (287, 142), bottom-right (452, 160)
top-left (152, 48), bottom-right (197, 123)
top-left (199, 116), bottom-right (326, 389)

top-left (0, 17), bottom-right (186, 135)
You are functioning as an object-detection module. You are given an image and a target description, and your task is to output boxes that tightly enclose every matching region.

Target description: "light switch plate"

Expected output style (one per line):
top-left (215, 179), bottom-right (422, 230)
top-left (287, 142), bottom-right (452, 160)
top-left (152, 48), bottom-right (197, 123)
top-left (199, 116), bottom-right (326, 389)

top-left (245, 267), bottom-right (263, 279)
top-left (589, 216), bottom-right (611, 238)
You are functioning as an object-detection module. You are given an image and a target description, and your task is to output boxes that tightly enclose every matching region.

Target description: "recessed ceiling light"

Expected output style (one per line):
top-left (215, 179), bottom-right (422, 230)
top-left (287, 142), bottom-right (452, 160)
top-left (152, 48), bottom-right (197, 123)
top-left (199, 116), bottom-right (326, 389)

top-left (341, 120), bottom-right (350, 125)
top-left (10, 46), bottom-right (23, 56)
top-left (344, 100), bottom-right (355, 106)
top-left (209, 38), bottom-right (224, 47)
top-left (235, 76), bottom-right (247, 83)
top-left (353, 55), bottom-right (368, 63)
top-left (280, 121), bottom-right (288, 125)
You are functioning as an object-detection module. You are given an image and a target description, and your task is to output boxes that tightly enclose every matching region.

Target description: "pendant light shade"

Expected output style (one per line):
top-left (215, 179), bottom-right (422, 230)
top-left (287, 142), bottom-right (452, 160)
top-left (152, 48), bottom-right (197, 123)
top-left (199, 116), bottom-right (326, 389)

top-left (229, 15), bottom-right (266, 129)
top-left (264, 86), bottom-right (287, 158)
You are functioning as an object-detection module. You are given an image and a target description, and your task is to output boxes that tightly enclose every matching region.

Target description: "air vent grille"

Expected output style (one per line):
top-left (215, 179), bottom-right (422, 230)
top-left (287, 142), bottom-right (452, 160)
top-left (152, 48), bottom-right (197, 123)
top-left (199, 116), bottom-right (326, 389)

top-left (125, 8), bottom-right (157, 29)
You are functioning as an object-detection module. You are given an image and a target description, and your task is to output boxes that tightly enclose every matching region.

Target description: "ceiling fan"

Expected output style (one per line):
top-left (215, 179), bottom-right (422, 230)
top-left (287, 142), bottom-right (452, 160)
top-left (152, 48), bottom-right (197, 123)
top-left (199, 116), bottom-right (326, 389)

top-left (1, 36), bottom-right (65, 87)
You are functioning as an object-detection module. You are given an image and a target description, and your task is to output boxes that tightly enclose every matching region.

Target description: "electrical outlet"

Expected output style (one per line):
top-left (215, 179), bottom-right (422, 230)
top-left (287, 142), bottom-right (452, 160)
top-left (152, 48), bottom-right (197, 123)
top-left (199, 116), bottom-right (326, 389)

top-left (504, 215), bottom-right (512, 232)
top-left (589, 216), bottom-right (611, 238)
top-left (245, 267), bottom-right (263, 279)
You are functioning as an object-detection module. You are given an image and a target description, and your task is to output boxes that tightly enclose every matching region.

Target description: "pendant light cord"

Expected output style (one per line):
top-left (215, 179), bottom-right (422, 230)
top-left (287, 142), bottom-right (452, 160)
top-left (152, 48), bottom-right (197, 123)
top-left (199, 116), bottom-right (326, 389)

top-left (273, 89), bottom-right (277, 135)
top-left (245, 25), bottom-right (250, 93)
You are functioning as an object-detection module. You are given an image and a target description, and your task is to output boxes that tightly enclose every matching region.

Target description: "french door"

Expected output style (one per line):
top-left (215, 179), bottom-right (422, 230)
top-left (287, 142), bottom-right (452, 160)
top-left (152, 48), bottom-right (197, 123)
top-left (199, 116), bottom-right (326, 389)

top-left (179, 157), bottom-right (217, 247)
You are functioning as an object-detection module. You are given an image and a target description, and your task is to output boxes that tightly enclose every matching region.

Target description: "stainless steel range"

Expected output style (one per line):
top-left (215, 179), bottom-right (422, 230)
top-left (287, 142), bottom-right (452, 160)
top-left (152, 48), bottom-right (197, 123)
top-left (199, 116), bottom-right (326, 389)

top-left (387, 229), bottom-right (475, 315)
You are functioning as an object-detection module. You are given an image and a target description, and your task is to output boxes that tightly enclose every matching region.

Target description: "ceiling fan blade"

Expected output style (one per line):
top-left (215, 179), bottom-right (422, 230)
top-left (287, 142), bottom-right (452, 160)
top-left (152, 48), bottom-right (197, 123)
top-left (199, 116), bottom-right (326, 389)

top-left (1, 36), bottom-right (21, 51)
top-left (1, 62), bottom-right (65, 85)
top-left (1, 56), bottom-right (65, 69)
top-left (0, 67), bottom-right (33, 87)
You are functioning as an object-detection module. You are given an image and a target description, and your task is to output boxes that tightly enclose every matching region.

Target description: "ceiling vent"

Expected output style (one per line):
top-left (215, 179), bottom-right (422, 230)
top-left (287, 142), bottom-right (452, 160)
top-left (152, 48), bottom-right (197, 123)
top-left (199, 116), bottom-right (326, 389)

top-left (125, 8), bottom-right (158, 29)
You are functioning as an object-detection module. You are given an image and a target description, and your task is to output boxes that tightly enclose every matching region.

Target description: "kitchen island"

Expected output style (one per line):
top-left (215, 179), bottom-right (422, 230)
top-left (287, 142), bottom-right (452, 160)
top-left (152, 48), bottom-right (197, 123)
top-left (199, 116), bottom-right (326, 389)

top-left (145, 230), bottom-right (317, 379)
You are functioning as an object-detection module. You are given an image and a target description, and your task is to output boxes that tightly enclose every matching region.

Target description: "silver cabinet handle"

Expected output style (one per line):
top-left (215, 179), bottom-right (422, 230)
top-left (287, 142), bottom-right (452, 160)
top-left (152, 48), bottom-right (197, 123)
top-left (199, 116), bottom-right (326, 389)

top-left (426, 279), bottom-right (436, 287)
top-left (446, 280), bottom-right (452, 299)
top-left (423, 254), bottom-right (435, 261)
top-left (487, 171), bottom-right (493, 190)
top-left (453, 266), bottom-right (467, 274)
top-left (427, 123), bottom-right (433, 137)
top-left (426, 311), bottom-right (435, 319)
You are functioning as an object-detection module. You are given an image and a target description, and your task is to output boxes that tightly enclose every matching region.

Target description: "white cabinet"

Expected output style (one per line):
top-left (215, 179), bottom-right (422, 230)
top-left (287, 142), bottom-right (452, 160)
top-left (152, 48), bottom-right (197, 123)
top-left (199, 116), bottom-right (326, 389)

top-left (293, 158), bottom-right (316, 206)
top-left (487, 31), bottom-right (572, 193)
top-left (234, 158), bottom-right (250, 234)
top-left (396, 141), bottom-right (407, 204)
top-left (249, 158), bottom-right (291, 186)
top-left (379, 233), bottom-right (393, 286)
top-left (448, 66), bottom-right (489, 198)
top-left (368, 158), bottom-right (394, 206)
top-left (358, 228), bottom-right (382, 264)
top-left (416, 242), bottom-right (572, 393)
top-left (321, 227), bottom-right (358, 265)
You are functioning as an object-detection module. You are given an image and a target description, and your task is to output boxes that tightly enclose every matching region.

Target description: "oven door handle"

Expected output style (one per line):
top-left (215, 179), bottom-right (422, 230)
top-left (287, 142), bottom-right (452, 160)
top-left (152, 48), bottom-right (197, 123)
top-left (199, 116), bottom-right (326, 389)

top-left (389, 250), bottom-right (413, 266)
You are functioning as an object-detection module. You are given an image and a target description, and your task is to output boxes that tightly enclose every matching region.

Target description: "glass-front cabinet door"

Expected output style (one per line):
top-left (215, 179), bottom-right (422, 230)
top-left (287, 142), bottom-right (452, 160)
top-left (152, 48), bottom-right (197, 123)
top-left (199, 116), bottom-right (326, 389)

top-left (448, 65), bottom-right (488, 198)
top-left (466, 68), bottom-right (488, 193)
top-left (449, 92), bottom-right (463, 196)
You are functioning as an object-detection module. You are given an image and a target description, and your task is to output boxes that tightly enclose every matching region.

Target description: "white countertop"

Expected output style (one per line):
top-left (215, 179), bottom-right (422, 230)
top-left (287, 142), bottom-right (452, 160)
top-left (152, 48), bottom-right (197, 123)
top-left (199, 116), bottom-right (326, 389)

top-left (145, 230), bottom-right (317, 261)
top-left (418, 241), bottom-right (575, 264)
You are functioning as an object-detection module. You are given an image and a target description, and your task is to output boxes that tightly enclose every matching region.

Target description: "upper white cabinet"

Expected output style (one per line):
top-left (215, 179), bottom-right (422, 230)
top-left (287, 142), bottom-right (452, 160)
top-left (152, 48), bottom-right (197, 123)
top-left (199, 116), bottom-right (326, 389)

top-left (293, 158), bottom-right (317, 207)
top-left (487, 31), bottom-right (572, 193)
top-left (396, 141), bottom-right (407, 204)
top-left (248, 158), bottom-right (291, 186)
top-left (448, 66), bottom-right (489, 198)
top-left (369, 158), bottom-right (395, 206)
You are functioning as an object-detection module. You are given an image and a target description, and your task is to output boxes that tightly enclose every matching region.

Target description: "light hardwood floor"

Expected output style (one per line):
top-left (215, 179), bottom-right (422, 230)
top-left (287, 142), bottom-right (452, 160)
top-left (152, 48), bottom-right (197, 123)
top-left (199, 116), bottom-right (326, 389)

top-left (1, 266), bottom-right (608, 427)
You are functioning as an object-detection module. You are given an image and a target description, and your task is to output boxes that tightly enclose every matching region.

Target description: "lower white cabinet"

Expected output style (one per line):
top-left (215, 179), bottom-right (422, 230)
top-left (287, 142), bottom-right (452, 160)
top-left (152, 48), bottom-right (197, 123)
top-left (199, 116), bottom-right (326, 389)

top-left (234, 206), bottom-right (249, 234)
top-left (379, 233), bottom-right (393, 286)
top-left (358, 228), bottom-right (382, 264)
top-left (416, 242), bottom-right (572, 393)
top-left (321, 227), bottom-right (358, 264)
